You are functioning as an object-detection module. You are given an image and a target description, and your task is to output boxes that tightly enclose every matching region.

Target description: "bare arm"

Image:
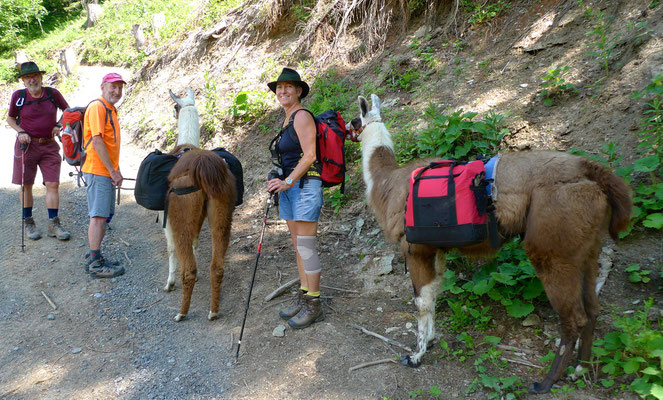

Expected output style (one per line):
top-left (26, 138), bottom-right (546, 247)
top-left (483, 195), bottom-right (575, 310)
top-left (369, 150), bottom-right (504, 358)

top-left (7, 115), bottom-right (30, 144)
top-left (91, 136), bottom-right (123, 186)
top-left (267, 110), bottom-right (317, 193)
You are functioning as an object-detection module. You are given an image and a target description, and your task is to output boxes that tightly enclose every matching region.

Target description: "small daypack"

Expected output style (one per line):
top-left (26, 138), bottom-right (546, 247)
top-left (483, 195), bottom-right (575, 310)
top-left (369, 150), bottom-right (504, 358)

top-left (134, 148), bottom-right (244, 211)
top-left (405, 160), bottom-right (489, 247)
top-left (15, 87), bottom-right (57, 125)
top-left (60, 99), bottom-right (115, 166)
top-left (271, 109), bottom-right (349, 190)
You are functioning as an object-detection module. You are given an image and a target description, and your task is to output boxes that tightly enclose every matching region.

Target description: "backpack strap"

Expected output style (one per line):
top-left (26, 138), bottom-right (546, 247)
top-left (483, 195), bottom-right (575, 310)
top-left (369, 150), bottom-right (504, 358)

top-left (15, 87), bottom-right (60, 126)
top-left (86, 99), bottom-right (118, 146)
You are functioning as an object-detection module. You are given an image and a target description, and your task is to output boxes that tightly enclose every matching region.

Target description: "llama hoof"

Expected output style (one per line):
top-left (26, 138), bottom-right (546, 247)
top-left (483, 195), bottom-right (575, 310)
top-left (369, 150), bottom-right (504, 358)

top-left (173, 313), bottom-right (187, 322)
top-left (208, 311), bottom-right (219, 321)
top-left (528, 381), bottom-right (552, 394)
top-left (400, 355), bottom-right (421, 368)
top-left (163, 282), bottom-right (175, 292)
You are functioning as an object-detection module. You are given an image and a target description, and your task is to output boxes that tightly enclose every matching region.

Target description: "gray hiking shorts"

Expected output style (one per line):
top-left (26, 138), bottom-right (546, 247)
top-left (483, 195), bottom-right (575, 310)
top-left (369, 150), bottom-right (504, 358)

top-left (84, 173), bottom-right (116, 218)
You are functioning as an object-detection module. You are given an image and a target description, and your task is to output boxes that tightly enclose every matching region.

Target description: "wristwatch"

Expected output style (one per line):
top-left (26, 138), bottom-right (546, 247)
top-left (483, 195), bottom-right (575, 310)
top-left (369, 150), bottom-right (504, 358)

top-left (285, 177), bottom-right (294, 187)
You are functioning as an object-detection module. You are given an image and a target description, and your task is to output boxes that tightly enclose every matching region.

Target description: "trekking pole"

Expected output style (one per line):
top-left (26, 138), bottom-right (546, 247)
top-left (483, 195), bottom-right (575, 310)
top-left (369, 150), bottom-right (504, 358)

top-left (235, 173), bottom-right (279, 360)
top-left (20, 142), bottom-right (27, 253)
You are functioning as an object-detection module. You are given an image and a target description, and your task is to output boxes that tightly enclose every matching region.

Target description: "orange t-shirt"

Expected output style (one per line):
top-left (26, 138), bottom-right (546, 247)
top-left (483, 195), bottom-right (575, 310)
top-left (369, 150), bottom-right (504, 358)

top-left (82, 97), bottom-right (121, 177)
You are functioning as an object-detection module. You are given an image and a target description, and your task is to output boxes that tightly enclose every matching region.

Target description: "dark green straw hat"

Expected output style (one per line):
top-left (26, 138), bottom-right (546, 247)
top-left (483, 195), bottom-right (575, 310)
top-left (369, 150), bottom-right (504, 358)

top-left (267, 67), bottom-right (310, 99)
top-left (18, 61), bottom-right (46, 77)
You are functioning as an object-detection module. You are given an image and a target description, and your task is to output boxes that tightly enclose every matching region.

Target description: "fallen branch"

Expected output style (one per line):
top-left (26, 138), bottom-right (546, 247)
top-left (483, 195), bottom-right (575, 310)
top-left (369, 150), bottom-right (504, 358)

top-left (264, 278), bottom-right (299, 301)
top-left (496, 344), bottom-right (534, 355)
top-left (134, 298), bottom-right (161, 311)
top-left (349, 358), bottom-right (397, 372)
top-left (320, 284), bottom-right (359, 294)
top-left (41, 291), bottom-right (57, 310)
top-left (123, 250), bottom-right (132, 265)
top-left (500, 357), bottom-right (544, 369)
top-left (348, 323), bottom-right (412, 353)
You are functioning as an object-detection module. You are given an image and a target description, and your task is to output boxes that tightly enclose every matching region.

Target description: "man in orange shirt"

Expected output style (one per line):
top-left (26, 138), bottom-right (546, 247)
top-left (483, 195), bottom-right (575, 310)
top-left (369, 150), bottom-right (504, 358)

top-left (82, 73), bottom-right (126, 279)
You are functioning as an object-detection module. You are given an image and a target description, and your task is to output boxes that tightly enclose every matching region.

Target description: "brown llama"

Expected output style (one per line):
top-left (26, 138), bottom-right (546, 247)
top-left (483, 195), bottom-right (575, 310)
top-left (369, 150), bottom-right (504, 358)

top-left (353, 94), bottom-right (632, 393)
top-left (164, 89), bottom-right (236, 322)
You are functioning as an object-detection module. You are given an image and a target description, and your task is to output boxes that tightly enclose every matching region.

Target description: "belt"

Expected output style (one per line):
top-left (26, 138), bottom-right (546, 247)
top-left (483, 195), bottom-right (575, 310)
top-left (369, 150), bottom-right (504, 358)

top-left (34, 137), bottom-right (55, 144)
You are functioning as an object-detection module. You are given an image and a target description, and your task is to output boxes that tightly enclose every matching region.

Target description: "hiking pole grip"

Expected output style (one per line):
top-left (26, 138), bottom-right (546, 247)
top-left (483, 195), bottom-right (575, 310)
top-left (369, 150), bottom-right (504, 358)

top-left (20, 143), bottom-right (27, 151)
top-left (268, 170), bottom-right (280, 206)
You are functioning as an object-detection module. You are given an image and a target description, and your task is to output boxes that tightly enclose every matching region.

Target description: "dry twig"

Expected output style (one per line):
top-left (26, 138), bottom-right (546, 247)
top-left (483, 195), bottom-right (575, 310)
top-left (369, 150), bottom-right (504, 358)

top-left (349, 358), bottom-right (397, 372)
top-left (500, 357), bottom-right (543, 369)
top-left (348, 323), bottom-right (412, 352)
top-left (264, 278), bottom-right (299, 301)
top-left (41, 291), bottom-right (57, 310)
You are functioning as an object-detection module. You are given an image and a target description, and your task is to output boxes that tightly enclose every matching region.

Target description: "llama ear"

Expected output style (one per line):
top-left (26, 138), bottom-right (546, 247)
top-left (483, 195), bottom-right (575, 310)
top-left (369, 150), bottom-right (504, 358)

top-left (169, 89), bottom-right (182, 106)
top-left (370, 94), bottom-right (381, 112)
top-left (185, 87), bottom-right (195, 104)
top-left (359, 96), bottom-right (369, 118)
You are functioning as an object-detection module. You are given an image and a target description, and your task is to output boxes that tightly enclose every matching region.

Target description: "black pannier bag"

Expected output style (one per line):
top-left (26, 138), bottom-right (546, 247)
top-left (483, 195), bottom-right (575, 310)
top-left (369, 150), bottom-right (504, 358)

top-left (134, 150), bottom-right (179, 211)
top-left (135, 148), bottom-right (244, 211)
top-left (211, 147), bottom-right (244, 206)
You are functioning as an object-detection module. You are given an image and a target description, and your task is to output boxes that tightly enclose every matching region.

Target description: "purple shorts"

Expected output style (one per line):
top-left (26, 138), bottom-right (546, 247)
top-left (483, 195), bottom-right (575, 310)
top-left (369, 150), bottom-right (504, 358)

top-left (12, 139), bottom-right (61, 185)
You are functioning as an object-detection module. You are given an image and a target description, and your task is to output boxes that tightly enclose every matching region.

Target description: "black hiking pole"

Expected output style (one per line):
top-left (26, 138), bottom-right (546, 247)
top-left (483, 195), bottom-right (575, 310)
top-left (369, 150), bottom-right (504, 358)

top-left (20, 142), bottom-right (27, 253)
top-left (235, 172), bottom-right (279, 360)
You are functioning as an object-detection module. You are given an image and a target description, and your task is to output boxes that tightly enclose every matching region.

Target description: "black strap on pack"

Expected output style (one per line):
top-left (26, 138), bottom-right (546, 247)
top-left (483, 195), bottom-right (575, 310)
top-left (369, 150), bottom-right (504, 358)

top-left (161, 185), bottom-right (200, 228)
top-left (87, 99), bottom-right (117, 144)
top-left (15, 87), bottom-right (57, 125)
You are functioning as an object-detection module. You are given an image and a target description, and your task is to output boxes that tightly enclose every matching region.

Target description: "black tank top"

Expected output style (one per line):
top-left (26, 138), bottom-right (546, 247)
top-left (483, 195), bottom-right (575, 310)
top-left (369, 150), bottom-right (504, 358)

top-left (275, 109), bottom-right (320, 179)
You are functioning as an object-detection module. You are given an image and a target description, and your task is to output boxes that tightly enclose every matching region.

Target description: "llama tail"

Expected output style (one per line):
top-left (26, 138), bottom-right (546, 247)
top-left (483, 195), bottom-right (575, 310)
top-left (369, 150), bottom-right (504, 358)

top-left (171, 150), bottom-right (236, 202)
top-left (582, 159), bottom-right (632, 240)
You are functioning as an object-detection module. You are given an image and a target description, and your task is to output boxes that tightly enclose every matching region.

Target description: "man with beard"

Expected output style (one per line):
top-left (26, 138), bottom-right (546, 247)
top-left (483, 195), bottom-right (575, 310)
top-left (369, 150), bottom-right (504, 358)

top-left (7, 61), bottom-right (71, 241)
top-left (81, 72), bottom-right (126, 279)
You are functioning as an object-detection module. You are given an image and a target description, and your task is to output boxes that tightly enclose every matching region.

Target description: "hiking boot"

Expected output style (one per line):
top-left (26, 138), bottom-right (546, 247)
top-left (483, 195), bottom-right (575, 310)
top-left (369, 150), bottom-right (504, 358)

top-left (84, 252), bottom-right (120, 273)
top-left (279, 290), bottom-right (305, 320)
top-left (47, 217), bottom-right (70, 240)
top-left (288, 295), bottom-right (325, 329)
top-left (24, 217), bottom-right (41, 240)
top-left (88, 255), bottom-right (125, 279)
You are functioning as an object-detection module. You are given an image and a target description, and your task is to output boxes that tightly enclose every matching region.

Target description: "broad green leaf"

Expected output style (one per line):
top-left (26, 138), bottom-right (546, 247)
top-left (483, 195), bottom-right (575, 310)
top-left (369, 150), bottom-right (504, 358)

top-left (622, 358), bottom-right (642, 374)
top-left (634, 155), bottom-right (660, 172)
top-left (641, 367), bottom-right (661, 375)
top-left (629, 376), bottom-right (652, 395)
top-left (491, 272), bottom-right (516, 285)
top-left (429, 386), bottom-right (442, 397)
top-left (506, 299), bottom-right (534, 318)
top-left (650, 384), bottom-right (663, 400)
top-left (483, 336), bottom-right (501, 345)
top-left (643, 213), bottom-right (663, 229)
top-left (472, 279), bottom-right (493, 295)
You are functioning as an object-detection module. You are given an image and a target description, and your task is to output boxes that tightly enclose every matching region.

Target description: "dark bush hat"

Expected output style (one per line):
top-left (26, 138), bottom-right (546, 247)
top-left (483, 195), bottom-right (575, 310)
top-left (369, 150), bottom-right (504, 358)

top-left (267, 67), bottom-right (310, 99)
top-left (18, 61), bottom-right (46, 77)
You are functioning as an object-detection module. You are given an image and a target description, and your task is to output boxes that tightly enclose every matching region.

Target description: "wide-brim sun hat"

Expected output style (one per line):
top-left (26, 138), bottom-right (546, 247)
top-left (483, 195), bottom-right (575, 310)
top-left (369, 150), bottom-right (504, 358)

top-left (267, 67), bottom-right (310, 99)
top-left (18, 61), bottom-right (46, 77)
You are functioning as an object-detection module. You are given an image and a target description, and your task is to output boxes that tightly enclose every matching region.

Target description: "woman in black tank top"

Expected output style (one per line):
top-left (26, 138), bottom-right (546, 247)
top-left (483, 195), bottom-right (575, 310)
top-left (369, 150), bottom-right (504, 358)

top-left (267, 68), bottom-right (325, 329)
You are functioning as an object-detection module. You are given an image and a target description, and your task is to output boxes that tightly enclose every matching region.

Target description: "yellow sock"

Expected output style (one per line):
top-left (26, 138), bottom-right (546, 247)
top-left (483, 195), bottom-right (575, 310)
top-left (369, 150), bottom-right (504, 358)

top-left (300, 286), bottom-right (309, 293)
top-left (307, 291), bottom-right (320, 297)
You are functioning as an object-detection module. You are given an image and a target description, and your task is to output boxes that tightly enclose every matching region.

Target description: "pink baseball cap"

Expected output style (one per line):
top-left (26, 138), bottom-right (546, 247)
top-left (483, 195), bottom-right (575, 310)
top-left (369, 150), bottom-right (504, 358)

top-left (102, 72), bottom-right (126, 84)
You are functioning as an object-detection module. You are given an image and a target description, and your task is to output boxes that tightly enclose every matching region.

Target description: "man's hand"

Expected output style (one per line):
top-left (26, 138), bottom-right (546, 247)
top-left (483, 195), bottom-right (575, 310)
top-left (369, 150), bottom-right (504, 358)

top-left (17, 132), bottom-right (31, 145)
top-left (51, 126), bottom-right (61, 139)
top-left (110, 169), bottom-right (123, 187)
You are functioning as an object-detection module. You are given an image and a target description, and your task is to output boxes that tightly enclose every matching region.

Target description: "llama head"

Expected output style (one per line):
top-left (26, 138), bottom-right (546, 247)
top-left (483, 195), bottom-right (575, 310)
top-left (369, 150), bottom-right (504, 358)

top-left (169, 87), bottom-right (200, 147)
top-left (169, 88), bottom-right (196, 119)
top-left (358, 94), bottom-right (382, 129)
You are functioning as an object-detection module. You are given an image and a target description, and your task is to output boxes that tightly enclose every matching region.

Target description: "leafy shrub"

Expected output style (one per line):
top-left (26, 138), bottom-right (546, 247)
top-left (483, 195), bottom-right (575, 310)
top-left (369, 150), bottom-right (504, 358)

top-left (592, 298), bottom-right (663, 399)
top-left (585, 8), bottom-right (620, 74)
top-left (461, 0), bottom-right (510, 25)
top-left (227, 90), bottom-right (270, 122)
top-left (0, 0), bottom-right (48, 52)
top-left (307, 68), bottom-right (355, 116)
top-left (417, 104), bottom-right (508, 160)
top-left (540, 66), bottom-right (577, 106)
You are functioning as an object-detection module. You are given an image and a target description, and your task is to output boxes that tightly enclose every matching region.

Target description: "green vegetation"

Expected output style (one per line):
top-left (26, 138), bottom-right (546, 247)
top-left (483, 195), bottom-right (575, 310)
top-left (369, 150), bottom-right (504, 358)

top-left (409, 35), bottom-right (437, 69)
top-left (417, 104), bottom-right (508, 160)
top-left (540, 66), bottom-right (576, 106)
top-left (592, 298), bottom-right (663, 399)
top-left (227, 90), bottom-right (270, 122)
top-left (585, 8), bottom-right (620, 75)
top-left (0, 0), bottom-right (48, 52)
top-left (307, 68), bottom-right (355, 116)
top-left (408, 384), bottom-right (443, 398)
top-left (461, 0), bottom-right (510, 25)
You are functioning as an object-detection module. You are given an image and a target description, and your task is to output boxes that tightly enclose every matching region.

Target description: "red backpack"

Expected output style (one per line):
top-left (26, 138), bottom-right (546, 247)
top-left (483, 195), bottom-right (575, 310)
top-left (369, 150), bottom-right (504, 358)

top-left (405, 160), bottom-right (489, 247)
top-left (60, 99), bottom-right (115, 167)
top-left (311, 109), bottom-right (348, 190)
top-left (271, 109), bottom-right (349, 191)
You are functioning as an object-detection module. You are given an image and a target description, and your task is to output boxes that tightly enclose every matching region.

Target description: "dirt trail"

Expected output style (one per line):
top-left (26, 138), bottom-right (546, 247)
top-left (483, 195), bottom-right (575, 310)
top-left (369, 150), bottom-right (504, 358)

top-left (2, 66), bottom-right (658, 400)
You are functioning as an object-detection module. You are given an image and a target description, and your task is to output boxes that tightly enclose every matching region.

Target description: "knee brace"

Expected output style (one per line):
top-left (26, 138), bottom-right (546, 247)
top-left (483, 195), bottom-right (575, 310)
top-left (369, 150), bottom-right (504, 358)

top-left (296, 235), bottom-right (321, 274)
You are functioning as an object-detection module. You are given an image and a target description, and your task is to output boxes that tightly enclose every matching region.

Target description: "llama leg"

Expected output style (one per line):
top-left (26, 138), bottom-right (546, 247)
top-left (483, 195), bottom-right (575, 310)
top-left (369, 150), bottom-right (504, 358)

top-left (401, 244), bottom-right (438, 368)
top-left (578, 253), bottom-right (600, 365)
top-left (529, 260), bottom-right (586, 393)
top-left (206, 199), bottom-right (231, 321)
top-left (163, 220), bottom-right (177, 292)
